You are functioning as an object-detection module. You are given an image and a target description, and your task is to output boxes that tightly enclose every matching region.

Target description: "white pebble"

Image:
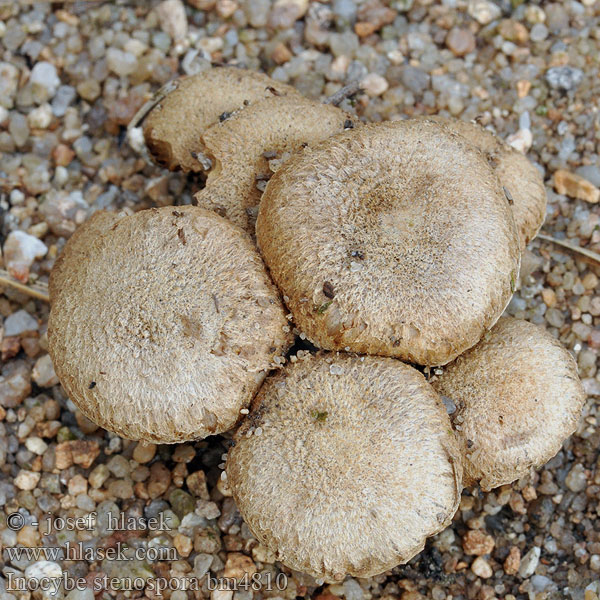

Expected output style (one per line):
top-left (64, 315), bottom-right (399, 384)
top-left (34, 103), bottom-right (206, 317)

top-left (360, 73), bottom-right (389, 97)
top-left (3, 230), bottom-right (48, 282)
top-left (30, 62), bottom-right (61, 98)
top-left (27, 103), bottom-right (53, 129)
top-left (329, 364), bottom-right (344, 375)
top-left (506, 128), bottom-right (533, 154)
top-left (25, 437), bottom-right (48, 455)
top-left (518, 546), bottom-right (541, 578)
top-left (4, 309), bottom-right (38, 336)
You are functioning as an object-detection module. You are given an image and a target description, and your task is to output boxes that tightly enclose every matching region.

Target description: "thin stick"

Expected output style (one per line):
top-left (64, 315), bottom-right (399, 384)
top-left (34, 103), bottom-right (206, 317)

top-left (324, 81), bottom-right (363, 106)
top-left (0, 269), bottom-right (50, 302)
top-left (537, 233), bottom-right (600, 265)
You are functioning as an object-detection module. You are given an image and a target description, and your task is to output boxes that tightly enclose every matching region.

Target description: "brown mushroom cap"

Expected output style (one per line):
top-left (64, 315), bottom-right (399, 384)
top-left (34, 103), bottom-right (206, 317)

top-left (418, 116), bottom-right (547, 250)
top-left (431, 316), bottom-right (585, 491)
top-left (226, 352), bottom-right (462, 582)
top-left (194, 95), bottom-right (352, 234)
top-left (256, 119), bottom-right (521, 366)
top-left (48, 206), bottom-right (292, 443)
top-left (140, 68), bottom-right (300, 172)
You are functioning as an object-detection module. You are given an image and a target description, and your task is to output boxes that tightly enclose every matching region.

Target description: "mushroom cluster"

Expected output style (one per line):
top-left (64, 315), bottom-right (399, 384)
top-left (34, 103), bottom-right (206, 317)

top-left (49, 67), bottom-right (586, 583)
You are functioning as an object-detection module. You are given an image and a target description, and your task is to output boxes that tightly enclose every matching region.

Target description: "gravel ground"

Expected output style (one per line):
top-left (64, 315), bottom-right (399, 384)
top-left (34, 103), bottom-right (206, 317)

top-left (1, 1), bottom-right (600, 600)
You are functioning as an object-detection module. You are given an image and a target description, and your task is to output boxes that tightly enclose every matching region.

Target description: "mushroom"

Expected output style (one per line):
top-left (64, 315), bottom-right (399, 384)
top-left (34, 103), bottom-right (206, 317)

top-left (194, 95), bottom-right (353, 234)
top-left (134, 67), bottom-right (300, 172)
top-left (256, 119), bottom-right (521, 366)
top-left (417, 116), bottom-right (547, 250)
top-left (48, 206), bottom-right (293, 443)
top-left (431, 316), bottom-right (585, 491)
top-left (226, 352), bottom-right (462, 582)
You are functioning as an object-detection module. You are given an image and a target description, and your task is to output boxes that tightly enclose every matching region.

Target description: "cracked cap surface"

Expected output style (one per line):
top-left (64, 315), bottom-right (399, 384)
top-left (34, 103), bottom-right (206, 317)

top-left (257, 119), bottom-right (521, 366)
top-left (227, 352), bottom-right (462, 582)
top-left (141, 67), bottom-right (301, 172)
top-left (418, 116), bottom-right (547, 250)
top-left (48, 206), bottom-right (292, 443)
top-left (432, 316), bottom-right (585, 491)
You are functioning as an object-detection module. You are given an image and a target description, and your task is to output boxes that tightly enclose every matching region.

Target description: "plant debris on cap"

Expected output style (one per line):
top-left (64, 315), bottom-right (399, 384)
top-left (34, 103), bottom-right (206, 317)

top-left (431, 316), bottom-right (585, 491)
top-left (419, 116), bottom-right (547, 250)
top-left (194, 95), bottom-right (352, 234)
top-left (256, 119), bottom-right (521, 366)
top-left (226, 353), bottom-right (462, 582)
top-left (137, 67), bottom-right (300, 172)
top-left (48, 206), bottom-right (293, 443)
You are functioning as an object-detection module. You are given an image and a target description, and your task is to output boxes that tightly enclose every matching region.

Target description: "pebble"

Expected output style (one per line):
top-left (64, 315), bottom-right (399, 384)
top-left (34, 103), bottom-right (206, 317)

top-left (355, 0), bottom-right (396, 37)
top-left (148, 462), bottom-right (171, 498)
top-left (545, 66), bottom-right (584, 92)
top-left (498, 19), bottom-right (529, 45)
top-left (29, 62), bottom-right (61, 98)
top-left (565, 463), bottom-right (587, 492)
top-left (531, 575), bottom-right (556, 594)
top-left (66, 590), bottom-right (94, 600)
top-left (106, 48), bottom-right (138, 77)
top-left (173, 533), bottom-right (193, 557)
top-left (446, 27), bottom-right (476, 57)
top-left (107, 454), bottom-right (131, 478)
top-left (27, 103), bottom-right (53, 129)
top-left (170, 488), bottom-right (196, 517)
top-left (194, 553), bottom-right (214, 578)
top-left (15, 470), bottom-right (41, 490)
top-left (2, 230), bottom-right (48, 283)
top-left (32, 354), bottom-right (59, 387)
top-left (530, 23), bottom-right (548, 42)
top-left (68, 474), bottom-right (88, 496)
top-left (89, 464), bottom-right (110, 489)
top-left (269, 0), bottom-right (309, 28)
top-left (51, 85), bottom-right (77, 117)
top-left (107, 479), bottom-right (134, 499)
top-left (25, 437), bottom-right (48, 455)
top-left (545, 307), bottom-right (565, 328)
top-left (467, 0), bottom-right (501, 25)
top-left (518, 546), bottom-right (541, 578)
top-left (133, 441), bottom-right (157, 463)
top-left (361, 73), bottom-right (388, 97)
top-left (554, 169), bottom-right (600, 204)
top-left (329, 0), bottom-right (355, 28)
top-left (471, 556), bottom-right (493, 578)
top-left (271, 42), bottom-right (292, 64)
top-left (4, 310), bottom-right (38, 336)
top-left (77, 79), bottom-right (101, 102)
top-left (462, 529), bottom-right (495, 555)
top-left (187, 470), bottom-right (210, 499)
top-left (215, 0), bottom-right (238, 18)
top-left (0, 365), bottom-right (32, 408)
top-left (25, 561), bottom-right (62, 592)
top-left (504, 546), bottom-right (521, 575)
top-left (506, 128), bottom-right (533, 154)
top-left (9, 112), bottom-right (29, 147)
top-left (156, 0), bottom-right (188, 42)
top-left (0, 61), bottom-right (19, 102)
top-left (224, 552), bottom-right (257, 578)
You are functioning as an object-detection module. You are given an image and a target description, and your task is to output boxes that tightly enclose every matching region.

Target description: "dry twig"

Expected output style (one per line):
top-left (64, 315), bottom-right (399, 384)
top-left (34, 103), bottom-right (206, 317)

top-left (537, 233), bottom-right (600, 265)
top-left (0, 269), bottom-right (50, 302)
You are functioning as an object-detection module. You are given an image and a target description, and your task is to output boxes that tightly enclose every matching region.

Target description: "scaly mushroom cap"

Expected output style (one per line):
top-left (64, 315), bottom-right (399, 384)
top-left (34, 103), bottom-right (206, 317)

top-left (48, 206), bottom-right (293, 443)
top-left (226, 353), bottom-right (462, 582)
top-left (419, 116), bottom-right (547, 250)
top-left (195, 95), bottom-right (352, 234)
top-left (256, 119), bottom-right (521, 366)
top-left (140, 68), bottom-right (300, 172)
top-left (431, 316), bottom-right (585, 491)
